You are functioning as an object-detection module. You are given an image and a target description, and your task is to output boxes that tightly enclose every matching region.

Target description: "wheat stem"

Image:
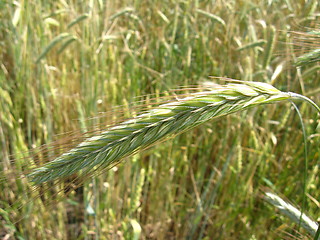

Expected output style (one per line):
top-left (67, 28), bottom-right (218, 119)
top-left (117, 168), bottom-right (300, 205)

top-left (289, 92), bottom-right (320, 113)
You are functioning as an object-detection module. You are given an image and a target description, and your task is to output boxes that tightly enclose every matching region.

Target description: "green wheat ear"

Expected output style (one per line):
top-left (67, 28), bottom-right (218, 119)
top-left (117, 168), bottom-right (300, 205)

top-left (27, 81), bottom-right (319, 184)
top-left (295, 48), bottom-right (320, 67)
top-left (292, 29), bottom-right (320, 67)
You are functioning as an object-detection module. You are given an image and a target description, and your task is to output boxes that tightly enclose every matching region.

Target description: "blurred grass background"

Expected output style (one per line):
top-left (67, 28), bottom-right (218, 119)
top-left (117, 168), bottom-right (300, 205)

top-left (0, 0), bottom-right (319, 239)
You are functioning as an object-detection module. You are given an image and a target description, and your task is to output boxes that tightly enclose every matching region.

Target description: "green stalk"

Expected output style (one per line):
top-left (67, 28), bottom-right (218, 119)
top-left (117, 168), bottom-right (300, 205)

top-left (289, 92), bottom-right (320, 114)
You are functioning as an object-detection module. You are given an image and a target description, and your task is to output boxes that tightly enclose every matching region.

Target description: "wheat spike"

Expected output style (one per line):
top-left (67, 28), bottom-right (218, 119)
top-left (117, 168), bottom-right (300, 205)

top-left (27, 82), bottom-right (302, 184)
top-left (264, 192), bottom-right (319, 237)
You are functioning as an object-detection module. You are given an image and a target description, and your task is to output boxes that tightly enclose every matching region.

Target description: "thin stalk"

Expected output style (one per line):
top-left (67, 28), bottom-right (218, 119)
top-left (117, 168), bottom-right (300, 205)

top-left (315, 226), bottom-right (320, 240)
top-left (289, 92), bottom-right (319, 237)
top-left (289, 92), bottom-right (320, 114)
top-left (291, 102), bottom-right (308, 233)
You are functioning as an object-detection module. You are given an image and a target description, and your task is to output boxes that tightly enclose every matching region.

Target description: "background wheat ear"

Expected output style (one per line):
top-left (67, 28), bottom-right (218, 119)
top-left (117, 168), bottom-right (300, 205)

top-left (291, 29), bottom-right (320, 67)
top-left (26, 81), bottom-right (315, 185)
top-left (264, 191), bottom-right (319, 238)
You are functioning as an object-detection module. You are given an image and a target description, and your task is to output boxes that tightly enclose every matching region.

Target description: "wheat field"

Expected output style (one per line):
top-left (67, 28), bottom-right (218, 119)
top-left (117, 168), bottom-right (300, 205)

top-left (0, 0), bottom-right (319, 239)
